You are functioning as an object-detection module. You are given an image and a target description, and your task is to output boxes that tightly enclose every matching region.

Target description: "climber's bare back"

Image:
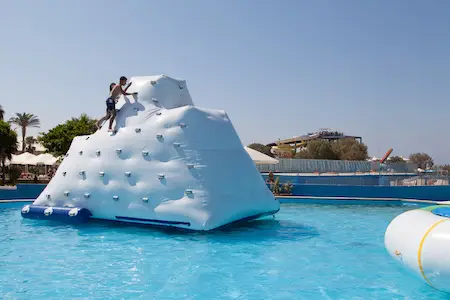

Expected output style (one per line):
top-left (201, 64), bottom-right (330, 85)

top-left (110, 84), bottom-right (124, 100)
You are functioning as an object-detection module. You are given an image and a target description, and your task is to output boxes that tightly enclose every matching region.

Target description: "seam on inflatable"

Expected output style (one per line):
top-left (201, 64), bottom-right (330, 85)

top-left (115, 216), bottom-right (191, 226)
top-left (418, 219), bottom-right (448, 287)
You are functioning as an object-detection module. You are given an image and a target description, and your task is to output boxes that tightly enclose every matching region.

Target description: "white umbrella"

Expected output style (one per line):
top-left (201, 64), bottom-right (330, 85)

top-left (10, 152), bottom-right (38, 165)
top-left (244, 146), bottom-right (279, 165)
top-left (30, 153), bottom-right (58, 165)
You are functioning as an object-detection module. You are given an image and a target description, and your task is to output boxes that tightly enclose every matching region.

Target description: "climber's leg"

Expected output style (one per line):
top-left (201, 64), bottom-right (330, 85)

top-left (108, 108), bottom-right (117, 131)
top-left (96, 112), bottom-right (110, 130)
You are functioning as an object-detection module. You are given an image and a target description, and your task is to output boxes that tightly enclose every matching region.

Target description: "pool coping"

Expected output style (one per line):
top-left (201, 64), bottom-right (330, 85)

top-left (276, 195), bottom-right (444, 205)
top-left (0, 199), bottom-right (34, 203)
top-left (0, 197), bottom-right (446, 206)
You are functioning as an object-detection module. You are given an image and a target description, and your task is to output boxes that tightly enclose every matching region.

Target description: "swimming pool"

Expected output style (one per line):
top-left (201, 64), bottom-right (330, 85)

top-left (0, 202), bottom-right (447, 299)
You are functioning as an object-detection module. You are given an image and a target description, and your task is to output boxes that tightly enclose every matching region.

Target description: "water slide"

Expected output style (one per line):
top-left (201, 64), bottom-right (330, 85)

top-left (380, 148), bottom-right (393, 164)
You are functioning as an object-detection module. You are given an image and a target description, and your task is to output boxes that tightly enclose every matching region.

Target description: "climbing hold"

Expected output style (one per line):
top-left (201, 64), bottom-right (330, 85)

top-left (22, 205), bottom-right (30, 214)
top-left (116, 149), bottom-right (122, 154)
top-left (85, 136), bottom-right (90, 140)
top-left (142, 150), bottom-right (149, 156)
top-left (158, 174), bottom-right (165, 179)
top-left (99, 172), bottom-right (105, 177)
top-left (96, 150), bottom-right (101, 156)
top-left (156, 111), bottom-right (162, 116)
top-left (152, 98), bottom-right (158, 103)
top-left (125, 172), bottom-right (131, 177)
top-left (79, 170), bottom-right (85, 176)
top-left (187, 164), bottom-right (194, 169)
top-left (135, 128), bottom-right (141, 133)
top-left (46, 194), bottom-right (51, 199)
top-left (173, 142), bottom-right (181, 148)
top-left (79, 151), bottom-right (83, 155)
top-left (44, 207), bottom-right (53, 216)
top-left (150, 80), bottom-right (156, 85)
top-left (185, 189), bottom-right (193, 196)
top-left (64, 191), bottom-right (70, 197)
top-left (113, 196), bottom-right (119, 201)
top-left (142, 197), bottom-right (149, 203)
top-left (179, 123), bottom-right (187, 128)
top-left (156, 134), bottom-right (163, 139)
top-left (65, 153), bottom-right (69, 157)
top-left (68, 208), bottom-right (79, 217)
top-left (62, 172), bottom-right (67, 176)
top-left (84, 193), bottom-right (90, 198)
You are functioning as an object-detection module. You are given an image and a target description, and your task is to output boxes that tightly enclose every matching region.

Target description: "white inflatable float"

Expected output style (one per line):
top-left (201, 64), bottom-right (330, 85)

top-left (22, 75), bottom-right (280, 230)
top-left (385, 205), bottom-right (450, 292)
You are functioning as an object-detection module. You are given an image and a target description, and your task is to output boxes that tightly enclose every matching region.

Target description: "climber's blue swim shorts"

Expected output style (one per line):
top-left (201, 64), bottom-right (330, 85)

top-left (106, 97), bottom-right (115, 113)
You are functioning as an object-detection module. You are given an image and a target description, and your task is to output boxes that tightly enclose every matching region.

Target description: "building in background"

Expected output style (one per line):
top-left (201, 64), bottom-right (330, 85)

top-left (16, 136), bottom-right (46, 155)
top-left (267, 128), bottom-right (362, 158)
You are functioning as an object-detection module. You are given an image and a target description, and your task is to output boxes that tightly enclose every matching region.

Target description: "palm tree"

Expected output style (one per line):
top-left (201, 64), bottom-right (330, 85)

top-left (0, 105), bottom-right (4, 121)
top-left (0, 121), bottom-right (18, 185)
top-left (25, 136), bottom-right (37, 153)
top-left (9, 113), bottom-right (40, 153)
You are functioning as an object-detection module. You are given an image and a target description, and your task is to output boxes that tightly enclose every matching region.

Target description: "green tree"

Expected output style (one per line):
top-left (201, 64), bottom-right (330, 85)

top-left (440, 165), bottom-right (450, 174)
top-left (295, 149), bottom-right (313, 159)
top-left (409, 152), bottom-right (434, 169)
top-left (311, 140), bottom-right (339, 160)
top-left (0, 105), bottom-right (4, 121)
top-left (295, 139), bottom-right (339, 160)
top-left (388, 156), bottom-right (405, 164)
top-left (0, 121), bottom-right (18, 185)
top-left (247, 143), bottom-right (274, 158)
top-left (295, 138), bottom-right (368, 161)
top-left (38, 114), bottom-right (97, 157)
top-left (25, 136), bottom-right (37, 153)
top-left (9, 113), bottom-right (40, 153)
top-left (8, 166), bottom-right (22, 185)
top-left (332, 138), bottom-right (368, 161)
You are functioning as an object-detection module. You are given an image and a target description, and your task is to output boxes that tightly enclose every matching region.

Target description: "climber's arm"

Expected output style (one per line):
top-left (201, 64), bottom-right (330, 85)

top-left (121, 83), bottom-right (137, 96)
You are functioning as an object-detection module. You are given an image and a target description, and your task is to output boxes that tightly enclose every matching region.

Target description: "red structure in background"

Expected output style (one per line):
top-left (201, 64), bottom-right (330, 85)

top-left (380, 148), bottom-right (393, 164)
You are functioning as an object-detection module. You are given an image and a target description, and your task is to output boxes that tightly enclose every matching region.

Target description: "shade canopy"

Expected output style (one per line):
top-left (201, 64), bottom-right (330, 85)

top-left (244, 146), bottom-right (279, 165)
top-left (9, 153), bottom-right (58, 166)
top-left (30, 153), bottom-right (58, 165)
top-left (10, 152), bottom-right (37, 165)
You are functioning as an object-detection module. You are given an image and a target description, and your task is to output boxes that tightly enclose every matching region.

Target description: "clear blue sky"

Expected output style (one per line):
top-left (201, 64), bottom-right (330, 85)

top-left (1, 1), bottom-right (450, 162)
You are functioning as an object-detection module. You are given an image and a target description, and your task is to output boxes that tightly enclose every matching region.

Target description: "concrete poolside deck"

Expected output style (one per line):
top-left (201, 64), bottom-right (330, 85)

top-left (263, 172), bottom-right (416, 176)
top-left (276, 195), bottom-right (444, 206)
top-left (0, 199), bottom-right (33, 203)
top-left (0, 197), bottom-right (443, 207)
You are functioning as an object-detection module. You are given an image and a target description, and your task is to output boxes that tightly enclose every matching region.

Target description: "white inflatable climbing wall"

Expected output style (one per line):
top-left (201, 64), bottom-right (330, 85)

top-left (32, 75), bottom-right (279, 230)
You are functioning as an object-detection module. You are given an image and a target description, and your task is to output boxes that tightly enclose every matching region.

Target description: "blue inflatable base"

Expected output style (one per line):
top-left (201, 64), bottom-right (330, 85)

top-left (432, 207), bottom-right (450, 218)
top-left (21, 205), bottom-right (91, 224)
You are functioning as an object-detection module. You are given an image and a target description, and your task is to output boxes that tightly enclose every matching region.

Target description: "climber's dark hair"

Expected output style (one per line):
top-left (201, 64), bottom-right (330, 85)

top-left (120, 76), bottom-right (127, 81)
top-left (109, 83), bottom-right (116, 91)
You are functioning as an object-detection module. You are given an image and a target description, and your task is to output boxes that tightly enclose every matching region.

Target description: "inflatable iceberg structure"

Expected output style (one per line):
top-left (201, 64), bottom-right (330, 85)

top-left (22, 75), bottom-right (280, 230)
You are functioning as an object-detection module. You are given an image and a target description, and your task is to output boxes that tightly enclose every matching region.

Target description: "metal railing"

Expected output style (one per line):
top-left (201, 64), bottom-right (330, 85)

top-left (257, 158), bottom-right (417, 174)
top-left (391, 175), bottom-right (450, 186)
top-left (264, 174), bottom-right (417, 187)
top-left (264, 173), bottom-right (450, 187)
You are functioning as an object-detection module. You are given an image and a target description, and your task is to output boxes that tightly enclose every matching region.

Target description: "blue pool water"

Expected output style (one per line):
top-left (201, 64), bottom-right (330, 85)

top-left (0, 202), bottom-right (448, 299)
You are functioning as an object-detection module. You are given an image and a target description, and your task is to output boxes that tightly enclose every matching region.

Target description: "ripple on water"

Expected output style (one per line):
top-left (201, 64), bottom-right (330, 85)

top-left (0, 203), bottom-right (448, 299)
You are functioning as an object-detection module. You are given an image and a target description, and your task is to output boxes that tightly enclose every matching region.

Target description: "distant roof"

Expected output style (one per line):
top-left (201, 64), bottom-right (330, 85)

top-left (16, 137), bottom-right (46, 152)
top-left (267, 133), bottom-right (362, 146)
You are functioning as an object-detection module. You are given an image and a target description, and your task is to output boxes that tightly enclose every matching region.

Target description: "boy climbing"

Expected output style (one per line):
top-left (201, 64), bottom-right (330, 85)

top-left (96, 76), bottom-right (137, 131)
